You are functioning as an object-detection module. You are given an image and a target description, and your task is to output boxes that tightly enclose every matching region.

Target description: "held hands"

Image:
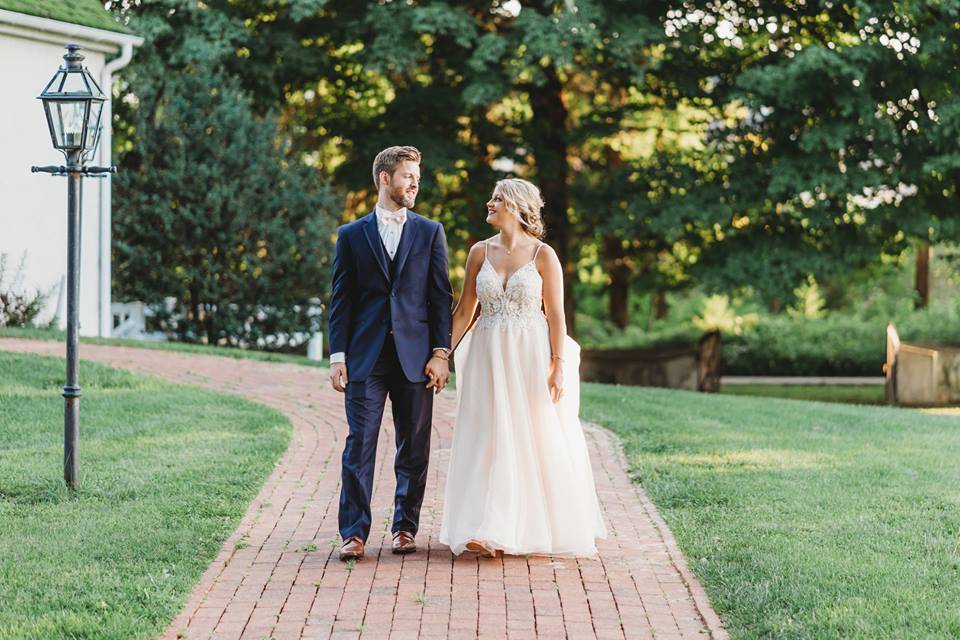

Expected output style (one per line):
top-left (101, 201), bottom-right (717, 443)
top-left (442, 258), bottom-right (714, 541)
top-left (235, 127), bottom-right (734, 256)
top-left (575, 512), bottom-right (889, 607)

top-left (425, 355), bottom-right (450, 394)
top-left (330, 356), bottom-right (448, 394)
top-left (548, 359), bottom-right (564, 403)
top-left (329, 363), bottom-right (349, 392)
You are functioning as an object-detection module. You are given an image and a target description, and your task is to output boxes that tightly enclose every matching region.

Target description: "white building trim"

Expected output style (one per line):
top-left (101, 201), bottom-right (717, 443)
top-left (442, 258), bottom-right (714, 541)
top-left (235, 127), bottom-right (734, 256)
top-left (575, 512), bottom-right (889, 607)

top-left (0, 9), bottom-right (142, 51)
top-left (95, 42), bottom-right (137, 336)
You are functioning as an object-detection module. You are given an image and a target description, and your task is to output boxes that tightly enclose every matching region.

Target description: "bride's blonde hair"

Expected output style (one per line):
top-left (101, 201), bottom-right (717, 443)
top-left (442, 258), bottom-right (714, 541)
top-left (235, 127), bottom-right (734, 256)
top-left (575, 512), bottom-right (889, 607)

top-left (495, 178), bottom-right (545, 238)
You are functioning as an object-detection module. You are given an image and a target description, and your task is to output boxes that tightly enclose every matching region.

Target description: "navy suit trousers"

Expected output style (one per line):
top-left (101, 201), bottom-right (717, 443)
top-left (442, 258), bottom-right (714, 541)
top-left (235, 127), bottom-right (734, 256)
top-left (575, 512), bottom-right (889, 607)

top-left (338, 334), bottom-right (434, 542)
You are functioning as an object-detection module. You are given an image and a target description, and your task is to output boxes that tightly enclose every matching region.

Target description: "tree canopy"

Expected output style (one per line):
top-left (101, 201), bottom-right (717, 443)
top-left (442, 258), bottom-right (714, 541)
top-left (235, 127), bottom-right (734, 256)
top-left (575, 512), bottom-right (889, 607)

top-left (107, 0), bottom-right (960, 340)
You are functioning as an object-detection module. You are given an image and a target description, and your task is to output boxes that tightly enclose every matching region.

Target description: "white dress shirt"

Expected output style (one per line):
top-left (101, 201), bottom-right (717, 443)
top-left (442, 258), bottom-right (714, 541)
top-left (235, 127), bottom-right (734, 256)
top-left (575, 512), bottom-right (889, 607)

top-left (375, 204), bottom-right (407, 260)
top-left (330, 206), bottom-right (447, 366)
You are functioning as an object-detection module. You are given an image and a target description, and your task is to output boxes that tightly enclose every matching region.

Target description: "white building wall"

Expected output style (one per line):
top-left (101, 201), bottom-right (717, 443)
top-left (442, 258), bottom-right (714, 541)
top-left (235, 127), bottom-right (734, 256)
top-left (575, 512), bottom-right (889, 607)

top-left (0, 34), bottom-right (108, 336)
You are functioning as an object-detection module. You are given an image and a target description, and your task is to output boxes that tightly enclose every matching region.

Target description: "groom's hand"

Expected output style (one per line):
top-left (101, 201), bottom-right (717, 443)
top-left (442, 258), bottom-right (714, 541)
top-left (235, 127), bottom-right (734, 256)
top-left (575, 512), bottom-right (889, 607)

top-left (424, 356), bottom-right (450, 394)
top-left (330, 363), bottom-right (349, 392)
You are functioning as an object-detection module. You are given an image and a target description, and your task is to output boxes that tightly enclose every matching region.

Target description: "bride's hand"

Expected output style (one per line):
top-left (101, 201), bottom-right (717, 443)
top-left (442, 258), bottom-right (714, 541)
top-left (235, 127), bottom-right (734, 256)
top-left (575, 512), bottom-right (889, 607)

top-left (548, 361), bottom-right (563, 403)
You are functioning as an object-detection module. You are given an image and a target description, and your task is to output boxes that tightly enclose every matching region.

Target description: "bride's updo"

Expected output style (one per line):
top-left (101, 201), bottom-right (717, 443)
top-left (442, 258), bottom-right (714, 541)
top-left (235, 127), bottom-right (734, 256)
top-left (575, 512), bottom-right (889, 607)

top-left (496, 178), bottom-right (546, 238)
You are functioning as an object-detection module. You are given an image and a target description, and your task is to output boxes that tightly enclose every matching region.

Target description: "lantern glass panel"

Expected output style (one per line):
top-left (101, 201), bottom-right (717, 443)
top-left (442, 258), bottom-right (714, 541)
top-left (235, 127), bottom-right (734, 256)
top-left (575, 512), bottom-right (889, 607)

top-left (59, 70), bottom-right (90, 95)
top-left (44, 99), bottom-right (88, 150)
top-left (83, 101), bottom-right (103, 154)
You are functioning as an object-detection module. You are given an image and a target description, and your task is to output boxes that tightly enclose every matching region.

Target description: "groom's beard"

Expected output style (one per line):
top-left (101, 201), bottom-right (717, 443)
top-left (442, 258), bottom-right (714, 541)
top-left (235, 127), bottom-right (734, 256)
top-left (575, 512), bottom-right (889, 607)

top-left (390, 184), bottom-right (417, 209)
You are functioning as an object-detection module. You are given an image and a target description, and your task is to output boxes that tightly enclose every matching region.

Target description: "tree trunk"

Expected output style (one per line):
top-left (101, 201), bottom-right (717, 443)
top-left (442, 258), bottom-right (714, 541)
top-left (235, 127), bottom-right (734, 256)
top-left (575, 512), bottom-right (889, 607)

top-left (915, 242), bottom-right (931, 309)
top-left (653, 291), bottom-right (668, 320)
top-left (205, 311), bottom-right (217, 346)
top-left (527, 61), bottom-right (573, 334)
top-left (767, 297), bottom-right (782, 314)
top-left (604, 236), bottom-right (630, 329)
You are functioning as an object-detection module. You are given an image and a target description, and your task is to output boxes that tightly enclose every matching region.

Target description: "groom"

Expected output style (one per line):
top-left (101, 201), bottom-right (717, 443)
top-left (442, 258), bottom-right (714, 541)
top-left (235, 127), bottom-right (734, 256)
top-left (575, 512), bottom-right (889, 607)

top-left (328, 146), bottom-right (453, 561)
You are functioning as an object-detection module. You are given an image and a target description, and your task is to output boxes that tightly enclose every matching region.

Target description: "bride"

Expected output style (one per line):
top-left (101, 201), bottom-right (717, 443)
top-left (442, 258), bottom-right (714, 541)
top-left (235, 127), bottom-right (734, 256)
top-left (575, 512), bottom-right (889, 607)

top-left (438, 178), bottom-right (607, 557)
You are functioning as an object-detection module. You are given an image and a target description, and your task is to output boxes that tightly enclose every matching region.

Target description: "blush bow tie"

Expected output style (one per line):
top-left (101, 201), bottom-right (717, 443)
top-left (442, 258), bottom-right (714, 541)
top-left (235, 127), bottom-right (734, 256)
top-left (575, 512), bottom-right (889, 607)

top-left (379, 210), bottom-right (407, 224)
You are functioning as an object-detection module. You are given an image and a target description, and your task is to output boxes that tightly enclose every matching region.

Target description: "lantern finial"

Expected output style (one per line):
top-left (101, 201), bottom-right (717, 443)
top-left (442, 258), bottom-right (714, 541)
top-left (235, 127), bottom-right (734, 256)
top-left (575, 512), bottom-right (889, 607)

top-left (63, 43), bottom-right (84, 68)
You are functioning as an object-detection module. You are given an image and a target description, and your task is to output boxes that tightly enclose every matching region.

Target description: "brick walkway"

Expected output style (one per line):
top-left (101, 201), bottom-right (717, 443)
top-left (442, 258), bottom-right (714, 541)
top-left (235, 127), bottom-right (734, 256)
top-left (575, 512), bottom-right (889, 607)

top-left (0, 338), bottom-right (726, 640)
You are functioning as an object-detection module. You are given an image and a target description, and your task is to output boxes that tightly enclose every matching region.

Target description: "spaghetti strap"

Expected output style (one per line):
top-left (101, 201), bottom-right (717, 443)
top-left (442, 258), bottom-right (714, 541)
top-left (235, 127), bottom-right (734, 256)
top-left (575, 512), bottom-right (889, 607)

top-left (532, 242), bottom-right (545, 261)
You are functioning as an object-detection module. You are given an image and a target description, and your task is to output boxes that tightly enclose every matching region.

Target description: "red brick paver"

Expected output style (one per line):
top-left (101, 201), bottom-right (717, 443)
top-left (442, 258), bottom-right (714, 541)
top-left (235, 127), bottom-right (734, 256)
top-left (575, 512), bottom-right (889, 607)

top-left (0, 338), bottom-right (727, 640)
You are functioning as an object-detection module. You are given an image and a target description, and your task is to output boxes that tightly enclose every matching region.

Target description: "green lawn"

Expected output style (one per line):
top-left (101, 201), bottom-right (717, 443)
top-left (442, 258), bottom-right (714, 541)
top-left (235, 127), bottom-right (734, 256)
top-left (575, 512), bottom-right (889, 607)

top-left (581, 384), bottom-right (960, 639)
top-left (0, 326), bottom-right (327, 368)
top-left (0, 352), bottom-right (290, 640)
top-left (721, 383), bottom-right (886, 405)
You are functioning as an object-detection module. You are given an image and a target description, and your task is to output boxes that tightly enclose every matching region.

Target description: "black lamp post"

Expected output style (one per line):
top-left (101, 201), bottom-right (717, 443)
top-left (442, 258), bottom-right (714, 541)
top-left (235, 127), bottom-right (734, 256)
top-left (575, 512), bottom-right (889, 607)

top-left (32, 44), bottom-right (116, 490)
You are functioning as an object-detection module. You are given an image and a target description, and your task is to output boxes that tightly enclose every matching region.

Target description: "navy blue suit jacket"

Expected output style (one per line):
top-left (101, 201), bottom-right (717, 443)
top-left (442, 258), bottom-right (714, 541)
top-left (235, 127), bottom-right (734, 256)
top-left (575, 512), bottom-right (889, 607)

top-left (328, 210), bottom-right (453, 383)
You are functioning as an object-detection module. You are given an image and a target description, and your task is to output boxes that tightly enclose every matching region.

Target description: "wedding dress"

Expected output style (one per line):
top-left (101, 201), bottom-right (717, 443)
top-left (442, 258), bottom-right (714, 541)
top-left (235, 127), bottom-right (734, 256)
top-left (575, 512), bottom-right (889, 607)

top-left (439, 244), bottom-right (607, 556)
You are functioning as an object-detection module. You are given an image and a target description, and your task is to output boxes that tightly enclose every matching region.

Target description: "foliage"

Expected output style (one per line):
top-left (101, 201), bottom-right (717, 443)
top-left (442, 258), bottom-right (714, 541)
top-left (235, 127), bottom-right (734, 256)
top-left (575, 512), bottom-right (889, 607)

top-left (0, 351), bottom-right (288, 639)
top-left (785, 276), bottom-right (827, 320)
top-left (663, 2), bottom-right (960, 304)
top-left (579, 268), bottom-right (959, 376)
top-left (101, 0), bottom-right (960, 339)
top-left (576, 312), bottom-right (702, 350)
top-left (723, 314), bottom-right (888, 377)
top-left (580, 305), bottom-right (888, 376)
top-left (895, 301), bottom-right (960, 344)
top-left (229, 0), bottom-right (677, 332)
top-left (0, 254), bottom-right (47, 328)
top-left (724, 303), bottom-right (960, 376)
top-left (581, 383), bottom-right (960, 639)
top-left (113, 65), bottom-right (338, 347)
top-left (692, 293), bottom-right (759, 335)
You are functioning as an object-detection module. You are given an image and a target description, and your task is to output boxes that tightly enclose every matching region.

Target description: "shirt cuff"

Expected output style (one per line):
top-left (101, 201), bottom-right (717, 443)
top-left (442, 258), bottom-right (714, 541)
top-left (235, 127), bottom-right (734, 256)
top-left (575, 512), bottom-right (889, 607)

top-left (330, 352), bottom-right (346, 364)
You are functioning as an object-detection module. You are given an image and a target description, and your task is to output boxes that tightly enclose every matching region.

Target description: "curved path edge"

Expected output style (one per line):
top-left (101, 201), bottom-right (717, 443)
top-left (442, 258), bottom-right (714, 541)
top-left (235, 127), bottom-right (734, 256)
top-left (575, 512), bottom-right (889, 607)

top-left (586, 425), bottom-right (727, 639)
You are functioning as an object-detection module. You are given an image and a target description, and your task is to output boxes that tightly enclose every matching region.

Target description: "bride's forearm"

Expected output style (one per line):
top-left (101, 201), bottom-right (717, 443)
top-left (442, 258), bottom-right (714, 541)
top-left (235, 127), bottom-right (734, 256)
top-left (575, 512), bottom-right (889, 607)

top-left (450, 302), bottom-right (477, 351)
top-left (545, 311), bottom-right (565, 360)
top-left (451, 317), bottom-right (468, 351)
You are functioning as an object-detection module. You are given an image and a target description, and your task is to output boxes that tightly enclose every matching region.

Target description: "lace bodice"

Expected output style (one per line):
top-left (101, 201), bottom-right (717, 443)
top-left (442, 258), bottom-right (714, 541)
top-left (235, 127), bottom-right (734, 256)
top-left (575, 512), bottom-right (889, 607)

top-left (474, 253), bottom-right (546, 331)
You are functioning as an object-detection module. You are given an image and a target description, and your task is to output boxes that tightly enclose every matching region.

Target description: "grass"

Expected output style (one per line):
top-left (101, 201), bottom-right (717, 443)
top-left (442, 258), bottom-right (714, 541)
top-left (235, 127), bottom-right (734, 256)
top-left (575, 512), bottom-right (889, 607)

top-left (0, 351), bottom-right (290, 640)
top-left (721, 384), bottom-right (886, 405)
top-left (0, 326), bottom-right (328, 369)
top-left (580, 383), bottom-right (960, 639)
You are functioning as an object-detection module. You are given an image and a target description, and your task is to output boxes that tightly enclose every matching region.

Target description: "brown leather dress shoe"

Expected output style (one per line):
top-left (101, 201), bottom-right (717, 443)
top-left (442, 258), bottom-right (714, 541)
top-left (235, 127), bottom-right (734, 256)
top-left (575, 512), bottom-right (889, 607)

top-left (339, 536), bottom-right (364, 561)
top-left (392, 531), bottom-right (417, 554)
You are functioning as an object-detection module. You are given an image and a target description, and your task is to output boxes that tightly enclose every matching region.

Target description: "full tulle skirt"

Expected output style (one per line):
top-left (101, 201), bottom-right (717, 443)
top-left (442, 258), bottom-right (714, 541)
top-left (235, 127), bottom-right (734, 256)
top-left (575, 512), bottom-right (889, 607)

top-left (439, 316), bottom-right (607, 556)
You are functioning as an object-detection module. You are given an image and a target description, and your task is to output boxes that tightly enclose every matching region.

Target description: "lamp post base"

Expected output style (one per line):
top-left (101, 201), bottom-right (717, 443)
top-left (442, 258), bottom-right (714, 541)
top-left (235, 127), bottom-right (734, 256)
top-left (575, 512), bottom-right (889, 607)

top-left (63, 391), bottom-right (80, 490)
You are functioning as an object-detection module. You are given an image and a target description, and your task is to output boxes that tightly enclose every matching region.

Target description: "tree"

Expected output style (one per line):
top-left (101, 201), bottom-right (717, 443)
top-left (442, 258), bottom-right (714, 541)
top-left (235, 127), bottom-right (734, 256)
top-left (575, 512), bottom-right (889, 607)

top-left (660, 2), bottom-right (960, 308)
top-left (285, 1), bottom-right (671, 334)
top-left (113, 66), bottom-right (338, 347)
top-left (109, 1), bottom-right (720, 334)
top-left (110, 0), bottom-right (960, 336)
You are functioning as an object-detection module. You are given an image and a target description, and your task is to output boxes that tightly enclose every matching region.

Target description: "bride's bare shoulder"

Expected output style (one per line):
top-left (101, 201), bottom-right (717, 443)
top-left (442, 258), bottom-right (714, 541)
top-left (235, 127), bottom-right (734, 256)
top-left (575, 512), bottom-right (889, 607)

top-left (466, 241), bottom-right (487, 268)
top-left (468, 240), bottom-right (490, 255)
top-left (534, 241), bottom-right (559, 263)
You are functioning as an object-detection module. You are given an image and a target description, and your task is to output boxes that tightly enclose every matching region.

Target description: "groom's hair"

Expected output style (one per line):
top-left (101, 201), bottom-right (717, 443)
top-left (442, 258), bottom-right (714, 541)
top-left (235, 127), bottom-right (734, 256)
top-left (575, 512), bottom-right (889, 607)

top-left (373, 146), bottom-right (422, 188)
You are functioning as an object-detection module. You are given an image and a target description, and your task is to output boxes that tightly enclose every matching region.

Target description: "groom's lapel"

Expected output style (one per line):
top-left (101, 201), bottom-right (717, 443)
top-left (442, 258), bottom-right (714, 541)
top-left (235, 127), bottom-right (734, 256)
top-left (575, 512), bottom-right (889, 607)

top-left (392, 211), bottom-right (421, 281)
top-left (362, 213), bottom-right (390, 283)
